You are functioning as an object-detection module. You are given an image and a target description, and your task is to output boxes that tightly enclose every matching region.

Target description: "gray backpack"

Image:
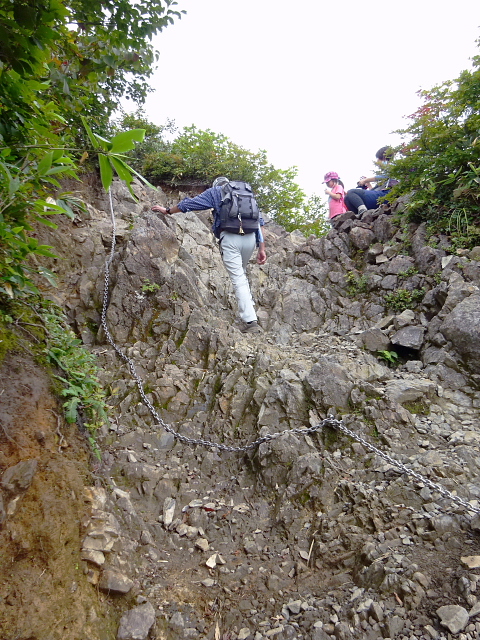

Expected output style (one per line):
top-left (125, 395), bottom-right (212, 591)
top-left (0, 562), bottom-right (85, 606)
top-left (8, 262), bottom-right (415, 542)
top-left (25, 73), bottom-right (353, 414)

top-left (218, 181), bottom-right (260, 235)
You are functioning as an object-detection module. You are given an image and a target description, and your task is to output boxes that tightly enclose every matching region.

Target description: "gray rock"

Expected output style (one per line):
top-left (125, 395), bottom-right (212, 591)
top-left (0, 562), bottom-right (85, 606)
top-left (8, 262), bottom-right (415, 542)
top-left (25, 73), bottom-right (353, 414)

top-left (394, 309), bottom-right (416, 328)
top-left (312, 629), bottom-right (332, 640)
top-left (99, 569), bottom-right (134, 594)
top-left (440, 294), bottom-right (480, 373)
top-left (424, 624), bottom-right (439, 638)
top-left (287, 600), bottom-right (302, 614)
top-left (1, 459), bottom-right (38, 497)
top-left (163, 497), bottom-right (176, 527)
top-left (431, 515), bottom-right (459, 535)
top-left (384, 255), bottom-right (415, 275)
top-left (436, 604), bottom-right (469, 634)
top-left (169, 612), bottom-right (185, 629)
top-left (383, 615), bottom-right (404, 637)
top-left (375, 314), bottom-right (395, 329)
top-left (367, 243), bottom-right (384, 263)
top-left (305, 358), bottom-right (354, 409)
top-left (442, 274), bottom-right (479, 313)
top-left (31, 176), bottom-right (480, 640)
top-left (391, 325), bottom-right (425, 350)
top-left (470, 246), bottom-right (480, 260)
top-left (81, 549), bottom-right (106, 566)
top-left (416, 246), bottom-right (446, 275)
top-left (380, 275), bottom-right (398, 290)
top-left (471, 514), bottom-right (480, 531)
top-left (352, 328), bottom-right (390, 352)
top-left (404, 360), bottom-right (423, 373)
top-left (384, 378), bottom-right (435, 404)
top-left (369, 602), bottom-right (384, 622)
top-left (117, 602), bottom-right (156, 640)
top-left (333, 621), bottom-right (354, 639)
top-left (373, 215), bottom-right (398, 242)
top-left (350, 227), bottom-right (375, 251)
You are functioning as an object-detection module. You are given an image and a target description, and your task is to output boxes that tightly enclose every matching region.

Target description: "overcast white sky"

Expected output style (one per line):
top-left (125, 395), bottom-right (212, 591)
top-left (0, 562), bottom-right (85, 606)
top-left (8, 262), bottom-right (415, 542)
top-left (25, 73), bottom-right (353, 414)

top-left (133, 0), bottom-right (480, 200)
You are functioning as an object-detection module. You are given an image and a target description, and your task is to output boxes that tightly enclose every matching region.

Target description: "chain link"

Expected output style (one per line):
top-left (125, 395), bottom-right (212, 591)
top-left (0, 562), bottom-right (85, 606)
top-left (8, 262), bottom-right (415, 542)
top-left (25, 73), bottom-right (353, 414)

top-left (100, 192), bottom-right (480, 516)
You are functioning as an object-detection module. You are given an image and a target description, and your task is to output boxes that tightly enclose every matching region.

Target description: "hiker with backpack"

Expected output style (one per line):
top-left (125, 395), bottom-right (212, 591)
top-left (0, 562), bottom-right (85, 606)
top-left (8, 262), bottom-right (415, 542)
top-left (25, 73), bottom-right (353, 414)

top-left (151, 177), bottom-right (266, 334)
top-left (345, 146), bottom-right (399, 217)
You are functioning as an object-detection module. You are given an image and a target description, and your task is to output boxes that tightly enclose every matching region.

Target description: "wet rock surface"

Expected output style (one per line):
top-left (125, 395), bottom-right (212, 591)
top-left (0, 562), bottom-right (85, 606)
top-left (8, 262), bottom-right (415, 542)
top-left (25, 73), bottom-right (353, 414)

top-left (2, 180), bottom-right (480, 639)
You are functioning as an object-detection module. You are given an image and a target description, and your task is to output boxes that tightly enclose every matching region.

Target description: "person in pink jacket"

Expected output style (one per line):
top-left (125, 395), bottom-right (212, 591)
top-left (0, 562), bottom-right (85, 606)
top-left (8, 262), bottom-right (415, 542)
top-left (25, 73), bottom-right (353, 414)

top-left (323, 171), bottom-right (347, 220)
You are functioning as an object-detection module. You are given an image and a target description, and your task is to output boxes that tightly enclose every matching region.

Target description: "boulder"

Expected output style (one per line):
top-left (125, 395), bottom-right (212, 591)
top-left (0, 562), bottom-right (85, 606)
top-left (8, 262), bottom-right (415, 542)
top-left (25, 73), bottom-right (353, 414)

top-left (436, 605), bottom-right (469, 634)
top-left (383, 255), bottom-right (415, 275)
top-left (117, 602), bottom-right (156, 640)
top-left (1, 459), bottom-right (38, 498)
top-left (373, 215), bottom-right (398, 242)
top-left (352, 328), bottom-right (390, 352)
top-left (470, 246), bottom-right (480, 260)
top-left (393, 309), bottom-right (415, 329)
top-left (99, 569), bottom-right (134, 594)
top-left (384, 378), bottom-right (436, 404)
top-left (349, 226), bottom-right (375, 251)
top-left (440, 294), bottom-right (480, 373)
top-left (391, 326), bottom-right (425, 350)
top-left (305, 358), bottom-right (354, 410)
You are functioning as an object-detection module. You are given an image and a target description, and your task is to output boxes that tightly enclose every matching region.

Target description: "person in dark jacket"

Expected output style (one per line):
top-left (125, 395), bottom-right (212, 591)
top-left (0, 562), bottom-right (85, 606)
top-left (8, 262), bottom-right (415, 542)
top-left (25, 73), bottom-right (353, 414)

top-left (345, 146), bottom-right (398, 216)
top-left (152, 177), bottom-right (266, 333)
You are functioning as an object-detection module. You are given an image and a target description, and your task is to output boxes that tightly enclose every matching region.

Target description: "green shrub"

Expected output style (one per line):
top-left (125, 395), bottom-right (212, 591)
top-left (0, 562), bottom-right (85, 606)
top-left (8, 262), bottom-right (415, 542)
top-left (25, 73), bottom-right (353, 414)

top-left (387, 41), bottom-right (480, 245)
top-left (345, 271), bottom-right (369, 297)
top-left (384, 288), bottom-right (425, 312)
top-left (377, 350), bottom-right (399, 366)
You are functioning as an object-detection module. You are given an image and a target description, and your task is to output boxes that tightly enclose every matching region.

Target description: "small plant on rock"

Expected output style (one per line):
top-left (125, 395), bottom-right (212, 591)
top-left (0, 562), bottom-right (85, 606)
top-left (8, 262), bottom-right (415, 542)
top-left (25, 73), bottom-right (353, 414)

top-left (384, 288), bottom-right (425, 312)
top-left (376, 350), bottom-right (399, 367)
top-left (141, 279), bottom-right (160, 294)
top-left (39, 302), bottom-right (107, 459)
top-left (398, 266), bottom-right (418, 279)
top-left (345, 271), bottom-right (369, 297)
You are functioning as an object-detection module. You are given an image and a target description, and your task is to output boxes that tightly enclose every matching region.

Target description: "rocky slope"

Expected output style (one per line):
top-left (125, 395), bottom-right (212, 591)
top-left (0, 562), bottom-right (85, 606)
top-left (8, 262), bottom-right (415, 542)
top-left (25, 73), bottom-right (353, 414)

top-left (1, 177), bottom-right (480, 640)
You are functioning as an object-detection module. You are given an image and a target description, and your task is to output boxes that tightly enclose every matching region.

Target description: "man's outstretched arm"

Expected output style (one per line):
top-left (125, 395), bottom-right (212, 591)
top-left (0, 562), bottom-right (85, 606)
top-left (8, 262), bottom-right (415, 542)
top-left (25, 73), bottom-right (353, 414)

top-left (151, 204), bottom-right (180, 214)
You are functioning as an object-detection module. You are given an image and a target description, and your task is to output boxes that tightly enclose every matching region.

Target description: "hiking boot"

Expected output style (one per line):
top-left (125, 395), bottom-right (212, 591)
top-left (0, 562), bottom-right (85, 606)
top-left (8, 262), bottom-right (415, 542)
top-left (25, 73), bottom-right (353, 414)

top-left (356, 205), bottom-right (368, 218)
top-left (240, 320), bottom-right (262, 333)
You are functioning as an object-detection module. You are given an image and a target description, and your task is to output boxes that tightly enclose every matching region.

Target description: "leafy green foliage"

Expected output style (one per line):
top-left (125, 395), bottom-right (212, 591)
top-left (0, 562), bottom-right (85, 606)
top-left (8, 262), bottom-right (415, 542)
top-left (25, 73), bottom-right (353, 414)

top-left (40, 301), bottom-right (108, 456)
top-left (1, 0), bottom-right (184, 142)
top-left (376, 350), bottom-right (399, 367)
top-left (141, 278), bottom-right (161, 293)
top-left (345, 271), bottom-right (369, 297)
top-left (0, 298), bottom-right (107, 458)
top-left (384, 288), bottom-right (425, 312)
top-left (81, 117), bottom-right (154, 196)
top-left (387, 40), bottom-right (480, 243)
top-left (141, 124), bottom-right (307, 220)
top-left (397, 266), bottom-right (418, 279)
top-left (0, 0), bottom-right (181, 298)
top-left (114, 113), bottom-right (329, 232)
top-left (0, 144), bottom-right (81, 297)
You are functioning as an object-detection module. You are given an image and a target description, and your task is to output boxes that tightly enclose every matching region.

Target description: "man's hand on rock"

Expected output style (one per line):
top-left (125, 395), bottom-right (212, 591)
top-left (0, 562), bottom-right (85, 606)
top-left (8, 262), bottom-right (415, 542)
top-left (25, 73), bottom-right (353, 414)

top-left (151, 205), bottom-right (169, 214)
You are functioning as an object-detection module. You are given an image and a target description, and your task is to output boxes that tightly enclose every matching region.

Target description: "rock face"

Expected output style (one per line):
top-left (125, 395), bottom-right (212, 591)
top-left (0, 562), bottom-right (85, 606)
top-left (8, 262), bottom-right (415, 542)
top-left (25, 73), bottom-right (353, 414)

top-left (117, 602), bottom-right (156, 640)
top-left (440, 294), bottom-right (480, 373)
top-left (2, 178), bottom-right (480, 639)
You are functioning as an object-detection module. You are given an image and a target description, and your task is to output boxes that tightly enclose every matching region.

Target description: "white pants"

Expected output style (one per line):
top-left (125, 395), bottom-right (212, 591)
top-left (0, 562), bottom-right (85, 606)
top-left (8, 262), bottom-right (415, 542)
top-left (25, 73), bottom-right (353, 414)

top-left (219, 231), bottom-right (257, 323)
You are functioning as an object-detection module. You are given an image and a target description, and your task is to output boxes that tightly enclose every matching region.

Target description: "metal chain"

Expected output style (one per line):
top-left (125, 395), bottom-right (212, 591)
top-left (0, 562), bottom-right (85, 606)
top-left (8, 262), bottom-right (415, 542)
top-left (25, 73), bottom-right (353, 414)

top-left (100, 192), bottom-right (480, 516)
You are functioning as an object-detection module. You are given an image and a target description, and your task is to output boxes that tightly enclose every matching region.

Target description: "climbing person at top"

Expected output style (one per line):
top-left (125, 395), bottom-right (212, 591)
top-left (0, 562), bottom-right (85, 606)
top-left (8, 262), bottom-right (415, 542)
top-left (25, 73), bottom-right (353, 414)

top-left (323, 171), bottom-right (347, 221)
top-left (345, 146), bottom-right (398, 217)
top-left (151, 177), bottom-right (266, 334)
